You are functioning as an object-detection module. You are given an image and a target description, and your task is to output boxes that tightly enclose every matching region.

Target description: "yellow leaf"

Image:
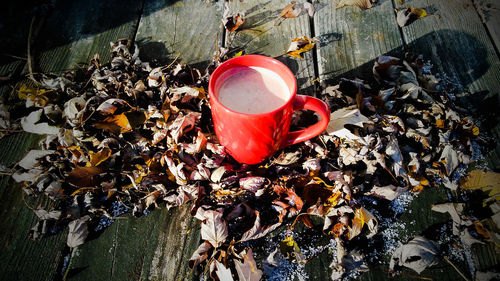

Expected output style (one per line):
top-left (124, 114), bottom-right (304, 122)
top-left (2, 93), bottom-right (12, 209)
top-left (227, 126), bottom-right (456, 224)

top-left (233, 51), bottom-right (243, 58)
top-left (410, 7), bottom-right (427, 18)
top-left (461, 170), bottom-right (500, 198)
top-left (94, 113), bottom-right (132, 134)
top-left (286, 37), bottom-right (316, 59)
top-left (90, 147), bottom-right (112, 167)
top-left (436, 119), bottom-right (445, 129)
top-left (472, 126), bottom-right (480, 136)
top-left (348, 207), bottom-right (378, 239)
top-left (17, 84), bottom-right (53, 107)
top-left (280, 236), bottom-right (305, 263)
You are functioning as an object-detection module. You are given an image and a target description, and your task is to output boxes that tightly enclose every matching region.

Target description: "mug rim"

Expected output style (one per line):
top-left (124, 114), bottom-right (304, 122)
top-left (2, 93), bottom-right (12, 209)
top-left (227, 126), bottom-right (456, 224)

top-left (208, 55), bottom-right (298, 116)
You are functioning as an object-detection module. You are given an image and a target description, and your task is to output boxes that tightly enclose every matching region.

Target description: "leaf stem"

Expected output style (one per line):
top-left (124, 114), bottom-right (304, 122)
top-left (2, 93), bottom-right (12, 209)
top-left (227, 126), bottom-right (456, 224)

top-left (443, 256), bottom-right (470, 281)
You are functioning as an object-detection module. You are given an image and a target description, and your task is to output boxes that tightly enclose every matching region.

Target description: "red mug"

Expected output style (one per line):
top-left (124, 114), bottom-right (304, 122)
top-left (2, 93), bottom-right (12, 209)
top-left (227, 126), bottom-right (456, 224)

top-left (208, 55), bottom-right (330, 164)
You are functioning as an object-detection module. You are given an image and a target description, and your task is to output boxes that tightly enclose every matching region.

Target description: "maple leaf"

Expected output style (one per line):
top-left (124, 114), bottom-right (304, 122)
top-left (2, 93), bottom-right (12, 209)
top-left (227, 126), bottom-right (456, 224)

top-left (89, 147), bottom-right (111, 166)
top-left (235, 248), bottom-right (263, 281)
top-left (200, 210), bottom-right (228, 248)
top-left (286, 37), bottom-right (316, 59)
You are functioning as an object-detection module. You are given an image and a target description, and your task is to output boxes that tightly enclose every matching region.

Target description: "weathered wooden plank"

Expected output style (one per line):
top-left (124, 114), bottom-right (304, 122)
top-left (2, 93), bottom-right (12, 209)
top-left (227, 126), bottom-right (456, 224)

top-left (135, 0), bottom-right (224, 69)
top-left (0, 1), bottom-right (144, 280)
top-left (314, 0), bottom-right (404, 84)
top-left (473, 0), bottom-right (500, 52)
top-left (226, 0), bottom-right (317, 95)
top-left (35, 0), bottom-right (143, 73)
top-left (395, 0), bottom-right (500, 275)
top-left (67, 203), bottom-right (200, 281)
top-left (0, 132), bottom-right (67, 281)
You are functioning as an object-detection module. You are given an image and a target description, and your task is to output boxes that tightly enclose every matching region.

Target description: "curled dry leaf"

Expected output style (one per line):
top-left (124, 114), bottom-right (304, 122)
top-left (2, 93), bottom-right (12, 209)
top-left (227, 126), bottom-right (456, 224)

top-left (215, 260), bottom-right (235, 281)
top-left (281, 1), bottom-right (302, 18)
top-left (234, 248), bottom-right (263, 281)
top-left (67, 215), bottom-right (91, 248)
top-left (279, 236), bottom-right (305, 263)
top-left (303, 2), bottom-right (315, 17)
top-left (223, 11), bottom-right (245, 32)
top-left (286, 36), bottom-right (316, 59)
top-left (389, 236), bottom-right (440, 274)
top-left (335, 0), bottom-right (376, 10)
top-left (396, 7), bottom-right (428, 27)
top-left (21, 109), bottom-right (60, 135)
top-left (326, 106), bottom-right (373, 142)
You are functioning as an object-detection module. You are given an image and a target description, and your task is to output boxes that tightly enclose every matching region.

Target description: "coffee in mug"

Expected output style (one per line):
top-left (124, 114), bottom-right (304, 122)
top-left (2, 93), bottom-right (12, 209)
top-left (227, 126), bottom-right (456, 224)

top-left (209, 55), bottom-right (330, 164)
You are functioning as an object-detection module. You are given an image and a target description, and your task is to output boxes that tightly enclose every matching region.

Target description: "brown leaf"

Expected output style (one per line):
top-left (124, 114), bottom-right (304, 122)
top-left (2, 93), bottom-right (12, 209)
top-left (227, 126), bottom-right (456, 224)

top-left (94, 113), bottom-right (132, 134)
top-left (200, 210), bottom-right (228, 248)
top-left (286, 36), bottom-right (316, 59)
top-left (281, 1), bottom-right (302, 18)
top-left (223, 6), bottom-right (245, 33)
top-left (335, 0), bottom-right (375, 10)
top-left (169, 112), bottom-right (201, 143)
top-left (90, 147), bottom-right (111, 166)
top-left (67, 166), bottom-right (104, 187)
top-left (234, 248), bottom-right (263, 281)
top-left (188, 241), bottom-right (213, 269)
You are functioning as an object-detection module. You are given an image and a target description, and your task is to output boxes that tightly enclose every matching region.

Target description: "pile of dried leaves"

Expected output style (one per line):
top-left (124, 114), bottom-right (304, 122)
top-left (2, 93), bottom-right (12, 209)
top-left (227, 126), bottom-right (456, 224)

top-left (3, 39), bottom-right (498, 280)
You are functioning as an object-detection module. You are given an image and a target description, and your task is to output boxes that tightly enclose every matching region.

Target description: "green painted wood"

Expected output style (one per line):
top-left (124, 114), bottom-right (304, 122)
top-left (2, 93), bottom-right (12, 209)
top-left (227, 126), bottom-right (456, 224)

top-left (473, 0), bottom-right (500, 53)
top-left (35, 0), bottom-right (143, 74)
top-left (0, 1), bottom-right (144, 280)
top-left (68, 203), bottom-right (200, 281)
top-left (135, 0), bottom-right (224, 69)
top-left (226, 0), bottom-right (317, 95)
top-left (314, 0), bottom-right (404, 84)
top-left (0, 132), bottom-right (67, 281)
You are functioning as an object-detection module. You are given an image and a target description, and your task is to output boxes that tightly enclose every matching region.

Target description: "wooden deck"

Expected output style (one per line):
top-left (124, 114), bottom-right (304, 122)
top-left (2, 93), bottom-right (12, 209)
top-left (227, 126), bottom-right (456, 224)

top-left (0, 0), bottom-right (499, 280)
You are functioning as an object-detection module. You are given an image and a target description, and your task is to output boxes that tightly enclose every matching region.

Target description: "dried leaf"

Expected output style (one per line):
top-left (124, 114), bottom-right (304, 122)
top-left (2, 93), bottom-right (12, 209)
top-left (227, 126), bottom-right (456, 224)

top-left (348, 207), bottom-right (378, 239)
top-left (234, 248), bottom-right (263, 281)
top-left (94, 113), bottom-right (132, 135)
top-left (169, 112), bottom-right (201, 143)
top-left (389, 236), bottom-right (440, 274)
top-left (279, 236), bottom-right (305, 263)
top-left (67, 215), bottom-right (90, 248)
top-left (89, 147), bottom-right (111, 166)
top-left (286, 36), bottom-right (316, 59)
top-left (188, 241), bottom-right (213, 269)
top-left (67, 166), bottom-right (104, 187)
top-left (369, 185), bottom-right (405, 200)
top-left (326, 106), bottom-right (373, 142)
top-left (303, 2), bottom-right (315, 17)
top-left (18, 150), bottom-right (54, 170)
top-left (215, 260), bottom-right (234, 281)
top-left (460, 170), bottom-right (500, 198)
top-left (21, 109), bottom-right (60, 135)
top-left (200, 210), bottom-right (228, 248)
top-left (281, 2), bottom-right (302, 18)
top-left (396, 7), bottom-right (428, 27)
top-left (335, 0), bottom-right (375, 10)
top-left (274, 149), bottom-right (302, 165)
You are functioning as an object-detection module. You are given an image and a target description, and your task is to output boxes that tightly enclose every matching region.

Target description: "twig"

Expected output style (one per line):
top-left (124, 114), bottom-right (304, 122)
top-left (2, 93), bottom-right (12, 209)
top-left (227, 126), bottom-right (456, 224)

top-left (27, 16), bottom-right (40, 85)
top-left (161, 52), bottom-right (181, 71)
top-left (21, 189), bottom-right (35, 211)
top-left (443, 256), bottom-right (470, 281)
top-left (0, 53), bottom-right (27, 60)
top-left (0, 129), bottom-right (24, 133)
top-left (62, 247), bottom-right (74, 281)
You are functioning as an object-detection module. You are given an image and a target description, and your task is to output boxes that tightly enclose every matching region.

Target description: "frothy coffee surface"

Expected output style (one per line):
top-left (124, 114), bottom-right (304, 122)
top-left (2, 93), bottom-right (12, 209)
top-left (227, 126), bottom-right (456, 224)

top-left (217, 66), bottom-right (290, 114)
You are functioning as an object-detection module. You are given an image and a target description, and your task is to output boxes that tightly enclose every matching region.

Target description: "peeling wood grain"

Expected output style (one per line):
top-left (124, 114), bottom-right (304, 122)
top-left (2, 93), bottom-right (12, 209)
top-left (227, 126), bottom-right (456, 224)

top-left (226, 0), bottom-right (317, 95)
top-left (314, 0), bottom-right (403, 84)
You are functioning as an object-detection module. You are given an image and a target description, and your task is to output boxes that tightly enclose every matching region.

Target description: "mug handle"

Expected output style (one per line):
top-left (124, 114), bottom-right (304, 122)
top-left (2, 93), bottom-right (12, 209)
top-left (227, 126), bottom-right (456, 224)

top-left (285, 95), bottom-right (330, 146)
